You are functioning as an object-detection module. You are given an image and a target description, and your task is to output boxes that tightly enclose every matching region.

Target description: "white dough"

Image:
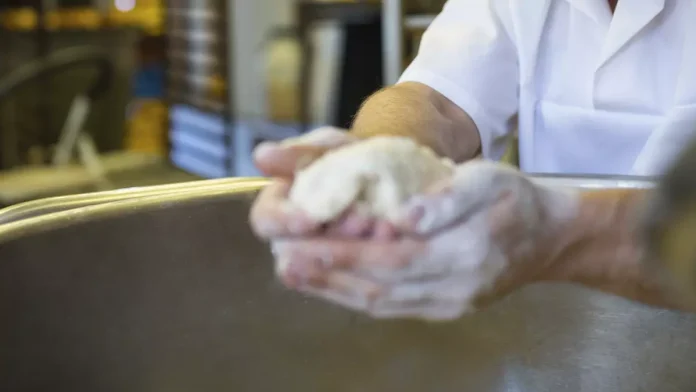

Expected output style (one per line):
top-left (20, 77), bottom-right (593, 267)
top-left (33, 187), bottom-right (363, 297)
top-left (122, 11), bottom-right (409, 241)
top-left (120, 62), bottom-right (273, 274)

top-left (289, 136), bottom-right (454, 223)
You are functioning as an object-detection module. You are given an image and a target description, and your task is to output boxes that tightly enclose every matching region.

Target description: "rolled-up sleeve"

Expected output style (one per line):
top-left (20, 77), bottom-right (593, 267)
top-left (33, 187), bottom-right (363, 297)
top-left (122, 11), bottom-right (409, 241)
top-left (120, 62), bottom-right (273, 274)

top-left (399, 0), bottom-right (519, 160)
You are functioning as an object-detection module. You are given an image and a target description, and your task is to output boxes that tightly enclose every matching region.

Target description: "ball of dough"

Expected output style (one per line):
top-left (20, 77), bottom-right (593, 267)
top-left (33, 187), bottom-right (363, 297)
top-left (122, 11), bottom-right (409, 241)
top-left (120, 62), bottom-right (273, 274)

top-left (289, 136), bottom-right (454, 223)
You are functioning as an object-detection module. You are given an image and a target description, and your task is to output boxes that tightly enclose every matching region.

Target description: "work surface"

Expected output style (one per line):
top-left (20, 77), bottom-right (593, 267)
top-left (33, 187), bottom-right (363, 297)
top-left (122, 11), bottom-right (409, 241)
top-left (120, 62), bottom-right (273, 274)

top-left (0, 178), bottom-right (694, 392)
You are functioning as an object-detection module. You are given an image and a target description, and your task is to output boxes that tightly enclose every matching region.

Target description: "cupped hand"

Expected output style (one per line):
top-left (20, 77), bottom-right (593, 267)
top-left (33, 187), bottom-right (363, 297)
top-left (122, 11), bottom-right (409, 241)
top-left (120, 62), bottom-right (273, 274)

top-left (271, 161), bottom-right (580, 321)
top-left (249, 126), bottom-right (357, 239)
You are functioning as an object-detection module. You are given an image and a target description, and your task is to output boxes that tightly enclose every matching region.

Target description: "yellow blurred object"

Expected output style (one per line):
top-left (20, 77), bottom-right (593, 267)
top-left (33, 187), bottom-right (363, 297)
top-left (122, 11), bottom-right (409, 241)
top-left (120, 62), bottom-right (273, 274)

top-left (208, 75), bottom-right (227, 102)
top-left (265, 34), bottom-right (301, 122)
top-left (107, 2), bottom-right (163, 35)
top-left (0, 1), bottom-right (167, 34)
top-left (59, 8), bottom-right (102, 30)
top-left (45, 11), bottom-right (61, 30)
top-left (1, 8), bottom-right (37, 30)
top-left (125, 100), bottom-right (168, 156)
top-left (0, 7), bottom-right (102, 31)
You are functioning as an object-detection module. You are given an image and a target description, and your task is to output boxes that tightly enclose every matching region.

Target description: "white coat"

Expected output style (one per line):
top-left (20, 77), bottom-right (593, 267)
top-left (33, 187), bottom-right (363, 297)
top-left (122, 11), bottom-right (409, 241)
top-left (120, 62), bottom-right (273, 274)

top-left (399, 0), bottom-right (696, 176)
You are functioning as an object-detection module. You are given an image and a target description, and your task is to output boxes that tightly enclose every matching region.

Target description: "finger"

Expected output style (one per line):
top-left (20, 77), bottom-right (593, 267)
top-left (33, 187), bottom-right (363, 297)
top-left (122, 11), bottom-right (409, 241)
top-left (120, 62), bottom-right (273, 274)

top-left (396, 161), bottom-right (524, 236)
top-left (302, 283), bottom-right (464, 321)
top-left (324, 206), bottom-right (376, 238)
top-left (367, 277), bottom-right (476, 320)
top-left (254, 127), bottom-right (355, 177)
top-left (281, 238), bottom-right (424, 273)
top-left (253, 142), bottom-right (329, 177)
top-left (396, 181), bottom-right (487, 236)
top-left (405, 191), bottom-right (476, 236)
top-left (287, 269), bottom-right (383, 310)
top-left (249, 181), bottom-right (320, 238)
top-left (281, 126), bottom-right (354, 148)
top-left (390, 177), bottom-right (453, 232)
top-left (325, 272), bottom-right (383, 300)
top-left (372, 220), bottom-right (399, 241)
top-left (369, 297), bottom-right (467, 321)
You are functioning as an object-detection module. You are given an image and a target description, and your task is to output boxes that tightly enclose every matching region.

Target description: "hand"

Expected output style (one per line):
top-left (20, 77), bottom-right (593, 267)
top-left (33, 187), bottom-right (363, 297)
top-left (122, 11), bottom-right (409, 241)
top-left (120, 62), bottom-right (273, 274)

top-left (249, 127), bottom-right (357, 239)
top-left (272, 161), bottom-right (580, 321)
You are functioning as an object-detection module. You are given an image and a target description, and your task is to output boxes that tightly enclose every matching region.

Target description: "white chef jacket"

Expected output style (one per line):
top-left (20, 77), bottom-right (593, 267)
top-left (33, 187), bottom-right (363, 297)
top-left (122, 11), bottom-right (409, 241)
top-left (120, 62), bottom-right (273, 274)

top-left (398, 0), bottom-right (696, 176)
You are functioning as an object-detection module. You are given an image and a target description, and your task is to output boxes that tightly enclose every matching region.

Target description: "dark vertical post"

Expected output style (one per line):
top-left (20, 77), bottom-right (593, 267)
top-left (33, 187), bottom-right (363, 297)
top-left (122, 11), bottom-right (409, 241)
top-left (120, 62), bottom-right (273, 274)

top-left (222, 0), bottom-right (235, 176)
top-left (35, 0), bottom-right (52, 158)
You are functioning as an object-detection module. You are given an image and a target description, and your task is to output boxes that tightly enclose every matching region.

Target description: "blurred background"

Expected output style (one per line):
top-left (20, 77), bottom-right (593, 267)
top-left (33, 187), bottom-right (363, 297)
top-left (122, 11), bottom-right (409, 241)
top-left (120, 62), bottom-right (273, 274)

top-left (0, 0), bottom-right (446, 207)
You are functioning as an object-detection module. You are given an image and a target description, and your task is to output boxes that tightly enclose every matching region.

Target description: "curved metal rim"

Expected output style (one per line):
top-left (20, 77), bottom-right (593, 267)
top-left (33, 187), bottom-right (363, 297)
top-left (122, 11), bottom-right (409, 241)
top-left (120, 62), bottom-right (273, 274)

top-left (0, 177), bottom-right (266, 225)
top-left (0, 179), bottom-right (270, 245)
top-left (0, 173), bottom-right (655, 244)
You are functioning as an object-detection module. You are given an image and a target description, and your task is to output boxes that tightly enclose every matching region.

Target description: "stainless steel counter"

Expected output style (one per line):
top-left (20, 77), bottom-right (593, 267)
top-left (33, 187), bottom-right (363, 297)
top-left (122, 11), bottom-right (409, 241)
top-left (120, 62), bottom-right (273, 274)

top-left (2, 176), bottom-right (694, 392)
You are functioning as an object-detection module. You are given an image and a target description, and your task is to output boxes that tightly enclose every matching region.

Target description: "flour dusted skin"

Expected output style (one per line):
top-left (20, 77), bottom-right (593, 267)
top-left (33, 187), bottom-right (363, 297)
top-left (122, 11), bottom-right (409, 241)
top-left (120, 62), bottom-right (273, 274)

top-left (289, 136), bottom-right (454, 223)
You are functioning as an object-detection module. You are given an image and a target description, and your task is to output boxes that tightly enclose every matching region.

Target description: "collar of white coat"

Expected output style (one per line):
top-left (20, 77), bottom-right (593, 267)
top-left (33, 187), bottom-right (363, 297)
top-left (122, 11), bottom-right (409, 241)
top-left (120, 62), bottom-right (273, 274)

top-left (564, 0), bottom-right (665, 67)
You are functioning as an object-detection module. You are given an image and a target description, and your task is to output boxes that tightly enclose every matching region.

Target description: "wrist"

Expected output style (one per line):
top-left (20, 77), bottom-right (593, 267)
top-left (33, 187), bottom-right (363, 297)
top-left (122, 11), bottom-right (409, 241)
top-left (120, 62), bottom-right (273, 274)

top-left (540, 189), bottom-right (645, 281)
top-left (537, 188), bottom-right (690, 308)
top-left (530, 185), bottom-right (583, 277)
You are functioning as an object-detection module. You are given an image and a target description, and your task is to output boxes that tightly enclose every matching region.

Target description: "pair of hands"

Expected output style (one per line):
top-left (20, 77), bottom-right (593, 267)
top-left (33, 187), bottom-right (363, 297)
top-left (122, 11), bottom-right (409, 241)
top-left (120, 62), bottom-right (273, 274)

top-left (250, 128), bottom-right (578, 321)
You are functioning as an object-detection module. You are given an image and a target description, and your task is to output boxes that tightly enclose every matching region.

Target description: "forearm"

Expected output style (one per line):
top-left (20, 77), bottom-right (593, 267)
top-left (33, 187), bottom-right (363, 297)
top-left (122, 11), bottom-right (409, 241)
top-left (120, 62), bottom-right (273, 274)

top-left (543, 188), bottom-right (695, 311)
top-left (350, 82), bottom-right (481, 162)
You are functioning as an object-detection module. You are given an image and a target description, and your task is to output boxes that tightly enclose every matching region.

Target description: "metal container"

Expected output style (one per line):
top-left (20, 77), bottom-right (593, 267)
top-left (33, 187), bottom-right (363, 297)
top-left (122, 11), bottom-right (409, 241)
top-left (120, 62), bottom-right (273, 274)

top-left (1, 176), bottom-right (694, 392)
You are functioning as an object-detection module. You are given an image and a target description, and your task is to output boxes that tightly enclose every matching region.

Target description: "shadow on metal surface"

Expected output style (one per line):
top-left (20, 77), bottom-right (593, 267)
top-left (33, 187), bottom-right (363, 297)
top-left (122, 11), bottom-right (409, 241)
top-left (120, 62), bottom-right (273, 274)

top-left (0, 178), bottom-right (695, 392)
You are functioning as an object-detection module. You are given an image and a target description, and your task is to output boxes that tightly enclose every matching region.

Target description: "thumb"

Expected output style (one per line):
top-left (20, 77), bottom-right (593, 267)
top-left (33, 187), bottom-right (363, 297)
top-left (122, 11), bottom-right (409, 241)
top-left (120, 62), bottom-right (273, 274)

top-left (253, 127), bottom-right (355, 177)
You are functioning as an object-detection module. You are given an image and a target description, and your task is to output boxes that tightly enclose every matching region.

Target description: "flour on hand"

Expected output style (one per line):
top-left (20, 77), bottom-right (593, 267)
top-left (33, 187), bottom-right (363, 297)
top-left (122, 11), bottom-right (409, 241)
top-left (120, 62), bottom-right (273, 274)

top-left (289, 136), bottom-right (454, 223)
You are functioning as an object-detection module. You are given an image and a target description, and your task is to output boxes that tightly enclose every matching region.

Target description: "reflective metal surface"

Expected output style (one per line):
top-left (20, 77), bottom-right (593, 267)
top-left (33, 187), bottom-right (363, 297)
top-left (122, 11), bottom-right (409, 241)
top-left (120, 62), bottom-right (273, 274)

top-left (0, 178), bottom-right (268, 225)
top-left (1, 176), bottom-right (694, 392)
